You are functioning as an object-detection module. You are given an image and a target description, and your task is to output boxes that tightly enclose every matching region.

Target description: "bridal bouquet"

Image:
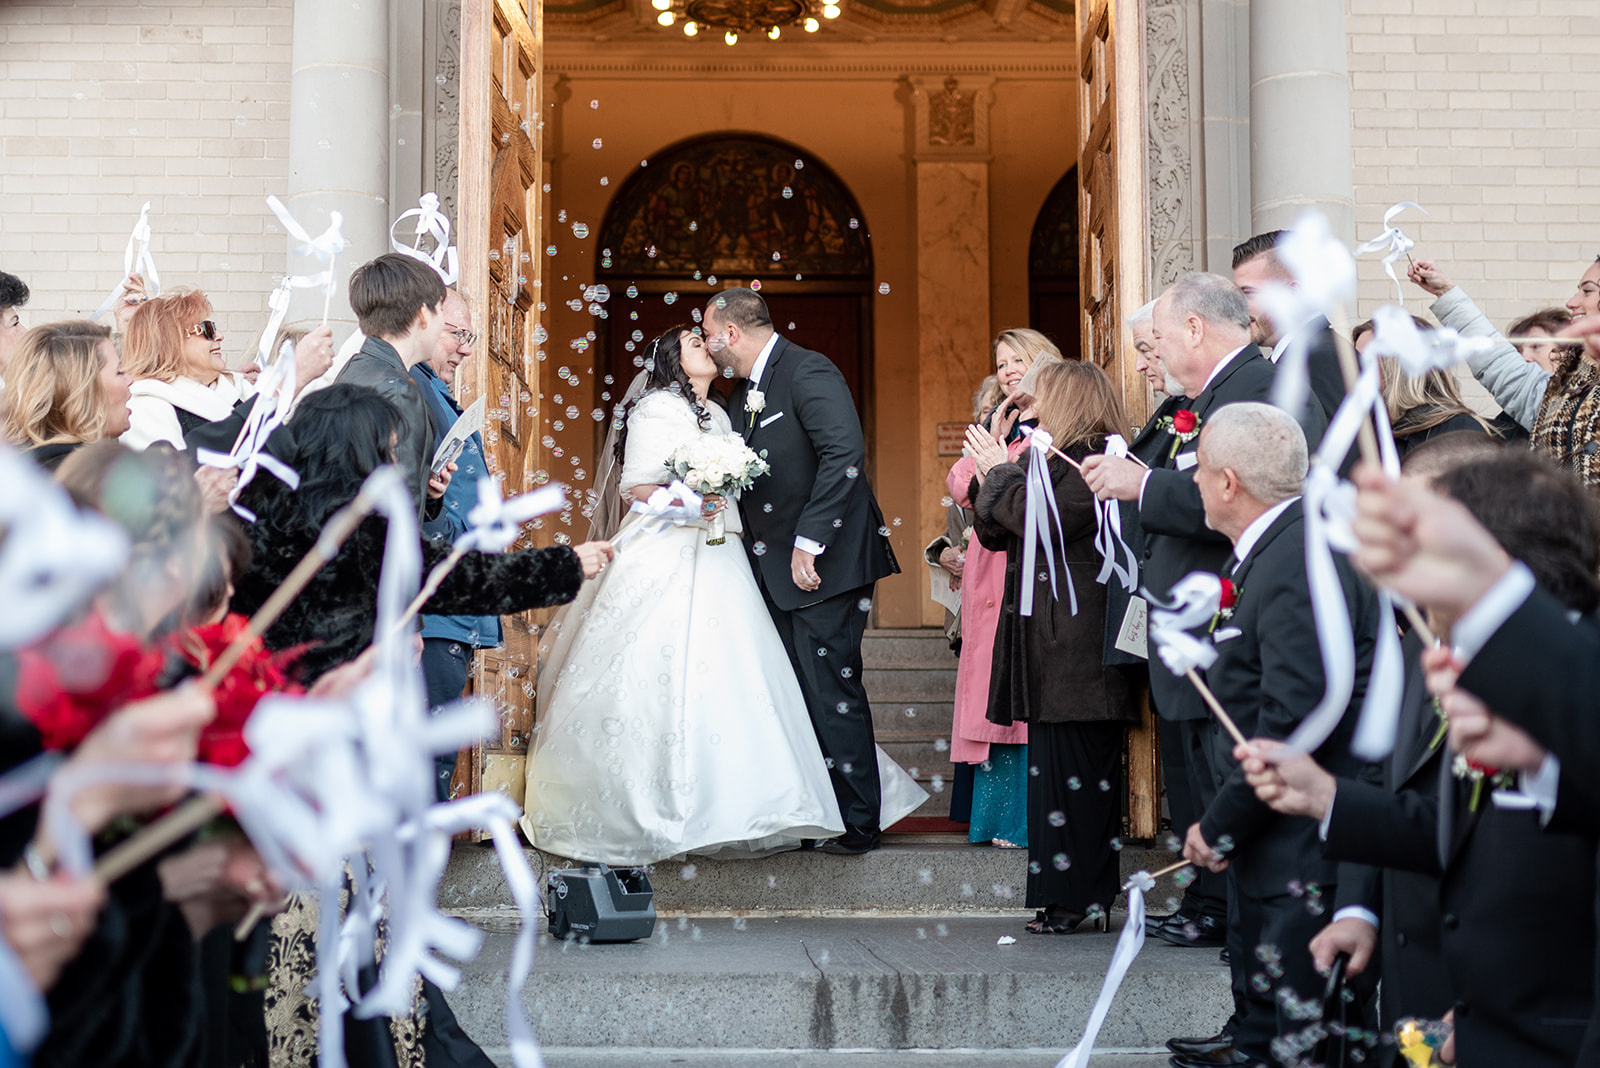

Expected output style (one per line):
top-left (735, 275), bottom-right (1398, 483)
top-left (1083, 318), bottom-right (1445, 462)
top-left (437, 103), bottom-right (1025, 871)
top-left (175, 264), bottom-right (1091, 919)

top-left (667, 437), bottom-right (770, 544)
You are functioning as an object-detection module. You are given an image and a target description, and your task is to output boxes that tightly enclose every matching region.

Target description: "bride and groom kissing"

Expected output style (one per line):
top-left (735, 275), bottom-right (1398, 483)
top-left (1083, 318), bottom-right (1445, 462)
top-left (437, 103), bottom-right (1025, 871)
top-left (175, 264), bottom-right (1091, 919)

top-left (520, 288), bottom-right (925, 863)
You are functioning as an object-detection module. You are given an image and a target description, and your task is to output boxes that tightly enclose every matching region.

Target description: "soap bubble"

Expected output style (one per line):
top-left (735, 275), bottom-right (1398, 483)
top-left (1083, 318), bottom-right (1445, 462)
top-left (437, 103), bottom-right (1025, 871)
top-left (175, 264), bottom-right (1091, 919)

top-left (857, 598), bottom-right (872, 612)
top-left (1067, 776), bottom-right (1082, 790)
top-left (849, 218), bottom-right (859, 229)
top-left (664, 292), bottom-right (678, 305)
top-left (749, 279), bottom-right (762, 291)
top-left (1053, 854), bottom-right (1071, 871)
top-left (878, 283), bottom-right (891, 295)
top-left (752, 541), bottom-right (767, 555)
top-left (781, 186), bottom-right (793, 199)
top-left (794, 159), bottom-right (805, 169)
top-left (572, 222), bottom-right (590, 239)
top-left (845, 466), bottom-right (859, 479)
top-left (590, 99), bottom-right (599, 109)
top-left (903, 707), bottom-right (916, 718)
top-left (592, 138), bottom-right (603, 149)
top-left (1047, 811), bottom-right (1066, 827)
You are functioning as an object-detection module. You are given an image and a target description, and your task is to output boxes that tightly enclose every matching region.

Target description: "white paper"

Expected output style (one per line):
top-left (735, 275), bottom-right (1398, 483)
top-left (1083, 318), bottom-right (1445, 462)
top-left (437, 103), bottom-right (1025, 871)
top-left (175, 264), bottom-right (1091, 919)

top-left (927, 560), bottom-right (962, 615)
top-left (1113, 595), bottom-right (1149, 659)
top-left (432, 395), bottom-right (486, 473)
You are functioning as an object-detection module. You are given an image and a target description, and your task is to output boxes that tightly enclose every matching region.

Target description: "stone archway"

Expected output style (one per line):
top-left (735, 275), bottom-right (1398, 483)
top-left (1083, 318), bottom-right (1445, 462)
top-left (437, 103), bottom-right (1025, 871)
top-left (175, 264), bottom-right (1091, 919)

top-left (592, 133), bottom-right (876, 442)
top-left (1028, 165), bottom-right (1081, 361)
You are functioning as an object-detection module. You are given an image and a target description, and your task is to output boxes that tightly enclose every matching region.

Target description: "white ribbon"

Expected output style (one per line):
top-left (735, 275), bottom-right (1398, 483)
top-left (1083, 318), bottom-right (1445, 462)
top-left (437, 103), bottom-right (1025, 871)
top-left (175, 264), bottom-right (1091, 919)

top-left (458, 482), bottom-right (568, 554)
top-left (1146, 572), bottom-right (1222, 678)
top-left (1354, 201), bottom-right (1427, 306)
top-left (91, 201), bottom-right (161, 321)
top-left (195, 345), bottom-right (301, 521)
top-left (390, 193), bottom-right (459, 286)
top-left (1018, 427), bottom-right (1075, 619)
top-left (0, 443), bottom-right (130, 649)
top-left (1362, 303), bottom-right (1499, 379)
top-left (1053, 871), bottom-right (1153, 1068)
top-left (266, 195), bottom-right (347, 298)
top-left (1263, 212), bottom-right (1360, 419)
top-left (1092, 434), bottom-right (1139, 592)
top-left (607, 480), bottom-right (705, 550)
top-left (1288, 354), bottom-right (1406, 759)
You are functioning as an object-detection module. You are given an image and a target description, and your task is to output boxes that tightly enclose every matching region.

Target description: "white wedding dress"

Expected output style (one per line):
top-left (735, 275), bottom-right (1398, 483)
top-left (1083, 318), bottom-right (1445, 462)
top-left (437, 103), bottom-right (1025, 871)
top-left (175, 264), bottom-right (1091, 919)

top-left (520, 390), bottom-right (926, 865)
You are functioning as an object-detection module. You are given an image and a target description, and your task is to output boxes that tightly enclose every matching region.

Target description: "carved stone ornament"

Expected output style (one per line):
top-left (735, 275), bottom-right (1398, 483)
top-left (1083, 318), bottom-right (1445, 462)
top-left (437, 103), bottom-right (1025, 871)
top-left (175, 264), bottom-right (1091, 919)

top-left (907, 74), bottom-right (995, 160)
top-left (927, 76), bottom-right (975, 146)
top-left (1145, 0), bottom-right (1198, 286)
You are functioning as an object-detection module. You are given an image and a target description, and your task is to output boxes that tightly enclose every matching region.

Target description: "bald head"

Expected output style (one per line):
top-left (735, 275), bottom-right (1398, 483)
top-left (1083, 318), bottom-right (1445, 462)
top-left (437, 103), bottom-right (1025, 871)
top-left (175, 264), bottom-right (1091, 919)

top-left (1195, 402), bottom-right (1308, 541)
top-left (1152, 273), bottom-right (1253, 396)
top-left (427, 290), bottom-right (473, 384)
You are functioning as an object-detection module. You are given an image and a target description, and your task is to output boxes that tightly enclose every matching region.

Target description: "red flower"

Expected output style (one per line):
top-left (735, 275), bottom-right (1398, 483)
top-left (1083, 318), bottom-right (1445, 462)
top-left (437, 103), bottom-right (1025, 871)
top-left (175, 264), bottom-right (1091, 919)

top-left (175, 614), bottom-right (305, 768)
top-left (1172, 409), bottom-right (1198, 435)
top-left (14, 613), bottom-right (167, 750)
top-left (1218, 578), bottom-right (1238, 611)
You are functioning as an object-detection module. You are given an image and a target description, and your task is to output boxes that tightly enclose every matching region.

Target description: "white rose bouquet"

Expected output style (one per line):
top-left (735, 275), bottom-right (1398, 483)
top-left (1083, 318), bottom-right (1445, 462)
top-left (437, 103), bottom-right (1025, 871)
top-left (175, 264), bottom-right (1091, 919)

top-left (667, 436), bottom-right (771, 544)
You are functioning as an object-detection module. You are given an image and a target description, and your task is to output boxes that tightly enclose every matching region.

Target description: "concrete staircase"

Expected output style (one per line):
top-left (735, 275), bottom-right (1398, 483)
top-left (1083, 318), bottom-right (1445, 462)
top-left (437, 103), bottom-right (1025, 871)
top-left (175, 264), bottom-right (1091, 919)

top-left (440, 628), bottom-right (1229, 1066)
top-left (862, 628), bottom-right (960, 818)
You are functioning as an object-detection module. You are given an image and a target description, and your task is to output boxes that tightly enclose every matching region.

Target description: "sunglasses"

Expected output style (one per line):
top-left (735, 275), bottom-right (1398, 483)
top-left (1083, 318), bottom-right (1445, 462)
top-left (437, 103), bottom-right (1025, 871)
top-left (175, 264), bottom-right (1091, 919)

top-left (187, 320), bottom-right (219, 341)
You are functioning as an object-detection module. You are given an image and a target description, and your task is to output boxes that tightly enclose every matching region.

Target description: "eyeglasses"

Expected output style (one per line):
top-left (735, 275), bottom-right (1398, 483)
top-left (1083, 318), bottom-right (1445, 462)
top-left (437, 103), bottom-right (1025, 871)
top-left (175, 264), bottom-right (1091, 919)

top-left (186, 320), bottom-right (219, 340)
top-left (445, 324), bottom-right (477, 347)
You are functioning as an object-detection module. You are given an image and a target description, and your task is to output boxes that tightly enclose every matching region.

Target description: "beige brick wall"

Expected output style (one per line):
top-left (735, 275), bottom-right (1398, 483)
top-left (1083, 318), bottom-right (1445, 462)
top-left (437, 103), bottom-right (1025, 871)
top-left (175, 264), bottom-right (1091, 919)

top-left (0, 0), bottom-right (292, 367)
top-left (1347, 0), bottom-right (1600, 333)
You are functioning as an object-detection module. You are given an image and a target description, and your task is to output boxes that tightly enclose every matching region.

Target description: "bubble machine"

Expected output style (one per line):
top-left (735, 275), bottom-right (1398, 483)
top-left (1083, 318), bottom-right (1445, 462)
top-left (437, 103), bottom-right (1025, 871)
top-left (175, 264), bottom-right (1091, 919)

top-left (545, 863), bottom-right (657, 943)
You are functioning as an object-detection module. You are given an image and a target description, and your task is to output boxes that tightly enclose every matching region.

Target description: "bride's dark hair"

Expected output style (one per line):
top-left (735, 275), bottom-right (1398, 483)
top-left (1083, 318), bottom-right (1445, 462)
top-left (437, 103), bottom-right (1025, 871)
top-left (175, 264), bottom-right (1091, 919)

top-left (613, 323), bottom-right (713, 466)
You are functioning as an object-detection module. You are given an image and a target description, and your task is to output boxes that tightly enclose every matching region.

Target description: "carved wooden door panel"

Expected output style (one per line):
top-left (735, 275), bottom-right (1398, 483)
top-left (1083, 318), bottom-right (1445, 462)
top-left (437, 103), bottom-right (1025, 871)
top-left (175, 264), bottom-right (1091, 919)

top-left (452, 0), bottom-right (544, 808)
top-left (1078, 0), bottom-right (1158, 839)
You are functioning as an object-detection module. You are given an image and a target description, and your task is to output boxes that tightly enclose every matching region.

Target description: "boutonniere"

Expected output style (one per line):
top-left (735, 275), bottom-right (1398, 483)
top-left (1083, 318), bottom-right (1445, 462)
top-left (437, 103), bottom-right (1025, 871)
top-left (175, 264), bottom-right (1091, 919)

top-left (745, 389), bottom-right (766, 429)
top-left (1451, 753), bottom-right (1516, 812)
top-left (1156, 409), bottom-right (1201, 458)
top-left (1208, 577), bottom-right (1238, 632)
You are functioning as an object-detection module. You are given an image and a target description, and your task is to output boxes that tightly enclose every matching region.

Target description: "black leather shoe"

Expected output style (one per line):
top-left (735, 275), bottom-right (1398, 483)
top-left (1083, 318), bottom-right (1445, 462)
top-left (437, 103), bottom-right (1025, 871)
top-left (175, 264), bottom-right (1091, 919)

top-left (1168, 1046), bottom-right (1255, 1068)
top-left (1219, 947), bottom-right (1230, 964)
top-left (816, 826), bottom-right (881, 854)
top-left (1167, 1031), bottom-right (1232, 1057)
top-left (1156, 912), bottom-right (1226, 948)
top-left (1147, 908), bottom-right (1191, 935)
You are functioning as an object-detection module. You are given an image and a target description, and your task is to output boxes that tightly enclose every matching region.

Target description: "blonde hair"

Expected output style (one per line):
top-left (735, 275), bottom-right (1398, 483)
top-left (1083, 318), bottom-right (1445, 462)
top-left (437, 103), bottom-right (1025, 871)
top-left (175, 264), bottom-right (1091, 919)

top-left (122, 287), bottom-right (213, 382)
top-left (1030, 361), bottom-right (1128, 451)
top-left (2, 320), bottom-right (114, 447)
top-left (1379, 360), bottom-right (1493, 437)
top-left (973, 374), bottom-right (1001, 422)
top-left (993, 328), bottom-right (1061, 372)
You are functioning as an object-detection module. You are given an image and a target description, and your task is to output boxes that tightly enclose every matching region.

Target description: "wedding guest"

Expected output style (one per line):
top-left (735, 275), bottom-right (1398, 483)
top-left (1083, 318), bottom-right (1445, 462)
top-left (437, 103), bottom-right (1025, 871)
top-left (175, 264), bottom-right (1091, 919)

top-left (969, 360), bottom-right (1139, 933)
top-left (946, 330), bottom-right (1063, 850)
top-left (1410, 255), bottom-right (1600, 482)
top-left (1, 321), bottom-right (132, 471)
top-left (230, 383), bottom-right (608, 684)
top-left (1507, 306), bottom-right (1575, 374)
top-left (1232, 231), bottom-right (1346, 422)
top-left (0, 269), bottom-right (30, 384)
top-left (1375, 355), bottom-right (1496, 459)
top-left (119, 288), bottom-right (256, 450)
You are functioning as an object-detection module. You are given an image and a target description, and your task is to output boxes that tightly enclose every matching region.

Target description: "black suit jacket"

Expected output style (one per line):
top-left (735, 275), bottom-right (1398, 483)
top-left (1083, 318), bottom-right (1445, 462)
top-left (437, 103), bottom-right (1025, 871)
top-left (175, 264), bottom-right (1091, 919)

top-left (1139, 345), bottom-right (1328, 721)
top-left (1195, 502), bottom-right (1380, 899)
top-left (1322, 630), bottom-right (1454, 1028)
top-left (335, 337), bottom-right (439, 521)
top-left (730, 336), bottom-right (898, 611)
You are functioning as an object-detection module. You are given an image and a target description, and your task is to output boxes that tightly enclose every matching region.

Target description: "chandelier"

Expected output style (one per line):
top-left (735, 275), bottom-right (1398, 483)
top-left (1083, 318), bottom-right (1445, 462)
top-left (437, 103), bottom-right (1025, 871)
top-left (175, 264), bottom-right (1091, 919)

top-left (650, 0), bottom-right (842, 43)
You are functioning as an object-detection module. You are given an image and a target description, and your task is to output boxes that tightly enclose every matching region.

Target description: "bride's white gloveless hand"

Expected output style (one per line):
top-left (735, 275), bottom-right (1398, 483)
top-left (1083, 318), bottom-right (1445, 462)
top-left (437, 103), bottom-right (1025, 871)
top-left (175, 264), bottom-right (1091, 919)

top-left (574, 540), bottom-right (615, 578)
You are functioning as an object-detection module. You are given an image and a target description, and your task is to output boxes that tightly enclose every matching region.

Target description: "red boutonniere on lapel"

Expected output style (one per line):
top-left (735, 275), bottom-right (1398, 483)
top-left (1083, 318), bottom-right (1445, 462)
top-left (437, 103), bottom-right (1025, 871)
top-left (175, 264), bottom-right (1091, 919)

top-left (1452, 753), bottom-right (1516, 812)
top-left (1157, 409), bottom-right (1201, 458)
top-left (1208, 576), bottom-right (1238, 632)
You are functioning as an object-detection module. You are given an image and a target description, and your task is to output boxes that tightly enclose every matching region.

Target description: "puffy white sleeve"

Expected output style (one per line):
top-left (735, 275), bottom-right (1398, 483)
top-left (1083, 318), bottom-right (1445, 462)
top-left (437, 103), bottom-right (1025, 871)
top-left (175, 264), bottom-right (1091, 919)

top-left (618, 391), bottom-right (700, 496)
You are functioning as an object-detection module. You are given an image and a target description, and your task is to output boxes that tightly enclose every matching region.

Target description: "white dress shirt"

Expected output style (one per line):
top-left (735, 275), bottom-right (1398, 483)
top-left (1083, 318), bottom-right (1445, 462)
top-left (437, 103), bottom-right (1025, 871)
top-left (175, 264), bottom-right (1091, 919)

top-left (1137, 344), bottom-right (1250, 505)
top-left (746, 333), bottom-right (828, 557)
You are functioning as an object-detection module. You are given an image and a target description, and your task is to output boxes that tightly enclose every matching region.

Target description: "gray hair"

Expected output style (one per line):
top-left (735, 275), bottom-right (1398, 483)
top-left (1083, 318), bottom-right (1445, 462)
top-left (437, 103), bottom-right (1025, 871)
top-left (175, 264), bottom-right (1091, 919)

top-left (1166, 272), bottom-right (1250, 332)
top-left (1125, 299), bottom-right (1157, 329)
top-left (1199, 401), bottom-right (1307, 504)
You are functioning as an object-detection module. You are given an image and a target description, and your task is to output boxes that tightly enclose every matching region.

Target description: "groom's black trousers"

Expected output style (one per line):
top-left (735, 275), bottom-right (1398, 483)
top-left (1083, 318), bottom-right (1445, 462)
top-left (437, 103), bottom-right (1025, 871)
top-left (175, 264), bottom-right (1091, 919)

top-left (758, 578), bottom-right (883, 831)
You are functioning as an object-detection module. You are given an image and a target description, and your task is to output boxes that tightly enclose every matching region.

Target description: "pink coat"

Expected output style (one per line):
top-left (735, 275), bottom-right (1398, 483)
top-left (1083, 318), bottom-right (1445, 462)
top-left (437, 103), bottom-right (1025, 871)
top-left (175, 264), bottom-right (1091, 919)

top-left (946, 448), bottom-right (1028, 764)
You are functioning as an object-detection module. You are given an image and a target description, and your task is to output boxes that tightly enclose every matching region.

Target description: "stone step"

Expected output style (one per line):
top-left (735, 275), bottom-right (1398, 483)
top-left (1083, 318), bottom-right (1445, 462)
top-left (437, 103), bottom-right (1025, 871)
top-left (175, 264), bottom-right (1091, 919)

top-left (860, 629), bottom-right (958, 668)
top-left (874, 733), bottom-right (957, 780)
top-left (519, 1051), bottom-right (1171, 1068)
top-left (863, 667), bottom-right (958, 703)
top-left (443, 914), bottom-right (1232, 1051)
top-left (870, 700), bottom-right (953, 736)
top-left (443, 840), bottom-right (1192, 916)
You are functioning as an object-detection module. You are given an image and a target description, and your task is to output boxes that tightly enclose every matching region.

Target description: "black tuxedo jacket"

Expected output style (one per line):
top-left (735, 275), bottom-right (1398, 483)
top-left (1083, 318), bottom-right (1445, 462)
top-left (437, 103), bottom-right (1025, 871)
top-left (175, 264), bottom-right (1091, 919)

top-left (1322, 630), bottom-right (1453, 1027)
top-left (1195, 501), bottom-right (1380, 898)
top-left (1294, 317), bottom-right (1349, 428)
top-left (1139, 345), bottom-right (1328, 721)
top-left (731, 336), bottom-right (898, 611)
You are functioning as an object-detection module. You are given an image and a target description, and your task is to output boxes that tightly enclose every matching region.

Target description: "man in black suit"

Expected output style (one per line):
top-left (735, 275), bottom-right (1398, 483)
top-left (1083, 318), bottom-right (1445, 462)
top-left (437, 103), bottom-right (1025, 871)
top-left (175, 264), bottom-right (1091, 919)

top-left (1084, 274), bottom-right (1326, 958)
top-left (1171, 402), bottom-right (1380, 1068)
top-left (1232, 232), bottom-right (1348, 432)
top-left (705, 288), bottom-right (900, 854)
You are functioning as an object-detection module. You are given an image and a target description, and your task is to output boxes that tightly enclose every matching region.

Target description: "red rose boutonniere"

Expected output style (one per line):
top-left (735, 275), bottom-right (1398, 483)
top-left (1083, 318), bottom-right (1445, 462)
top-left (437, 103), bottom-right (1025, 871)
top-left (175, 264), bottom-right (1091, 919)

top-left (175, 613), bottom-right (306, 768)
top-left (1451, 753), bottom-right (1516, 812)
top-left (1208, 577), bottom-right (1239, 632)
top-left (1156, 409), bottom-right (1202, 458)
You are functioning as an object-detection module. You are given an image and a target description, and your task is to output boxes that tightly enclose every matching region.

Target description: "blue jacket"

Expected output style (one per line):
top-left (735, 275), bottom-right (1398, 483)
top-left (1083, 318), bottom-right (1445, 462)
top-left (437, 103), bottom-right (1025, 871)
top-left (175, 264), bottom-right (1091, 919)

top-left (410, 361), bottom-right (503, 648)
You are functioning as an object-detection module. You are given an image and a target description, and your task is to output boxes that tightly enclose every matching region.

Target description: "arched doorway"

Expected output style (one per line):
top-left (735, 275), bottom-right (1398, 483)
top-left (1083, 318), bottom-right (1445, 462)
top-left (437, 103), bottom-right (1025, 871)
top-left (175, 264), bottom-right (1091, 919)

top-left (593, 133), bottom-right (875, 444)
top-left (1028, 166), bottom-right (1081, 361)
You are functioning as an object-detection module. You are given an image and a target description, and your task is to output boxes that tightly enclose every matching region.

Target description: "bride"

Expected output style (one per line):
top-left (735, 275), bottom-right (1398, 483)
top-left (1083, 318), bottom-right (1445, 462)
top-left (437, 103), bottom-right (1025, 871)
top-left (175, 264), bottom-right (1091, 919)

top-left (521, 325), bottom-right (925, 864)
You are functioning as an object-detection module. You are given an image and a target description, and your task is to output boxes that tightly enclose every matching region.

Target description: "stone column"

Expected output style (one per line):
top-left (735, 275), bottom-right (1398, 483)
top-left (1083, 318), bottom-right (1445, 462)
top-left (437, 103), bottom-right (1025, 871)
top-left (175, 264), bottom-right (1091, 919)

top-left (907, 75), bottom-right (995, 627)
top-left (286, 0), bottom-right (392, 339)
top-left (1248, 0), bottom-right (1355, 242)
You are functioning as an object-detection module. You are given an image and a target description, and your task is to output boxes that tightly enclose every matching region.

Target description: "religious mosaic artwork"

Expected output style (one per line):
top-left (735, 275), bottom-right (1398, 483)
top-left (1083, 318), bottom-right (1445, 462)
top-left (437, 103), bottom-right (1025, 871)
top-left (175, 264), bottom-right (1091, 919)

top-left (1028, 166), bottom-right (1079, 281)
top-left (599, 136), bottom-right (873, 277)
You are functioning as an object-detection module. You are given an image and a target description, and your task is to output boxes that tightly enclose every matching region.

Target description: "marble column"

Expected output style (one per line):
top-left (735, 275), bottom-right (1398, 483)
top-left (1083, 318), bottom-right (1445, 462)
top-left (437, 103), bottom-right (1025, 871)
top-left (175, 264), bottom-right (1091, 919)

top-left (907, 75), bottom-right (995, 628)
top-left (1248, 0), bottom-right (1355, 242)
top-left (287, 0), bottom-right (392, 340)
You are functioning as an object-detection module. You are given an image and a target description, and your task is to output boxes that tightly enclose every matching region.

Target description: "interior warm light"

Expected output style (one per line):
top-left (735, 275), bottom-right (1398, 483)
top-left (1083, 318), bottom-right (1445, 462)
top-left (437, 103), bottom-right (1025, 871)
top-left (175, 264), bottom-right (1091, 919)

top-left (657, 9), bottom-right (674, 24)
top-left (724, 29), bottom-right (738, 43)
top-left (767, 24), bottom-right (781, 38)
top-left (822, 3), bottom-right (840, 16)
top-left (683, 19), bottom-right (698, 33)
top-left (804, 16), bottom-right (819, 30)
top-left (651, 0), bottom-right (671, 10)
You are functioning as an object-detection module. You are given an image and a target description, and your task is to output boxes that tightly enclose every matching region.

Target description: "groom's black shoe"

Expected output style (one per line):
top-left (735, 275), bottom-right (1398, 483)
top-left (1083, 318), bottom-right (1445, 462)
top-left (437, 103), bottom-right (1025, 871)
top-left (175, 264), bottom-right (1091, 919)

top-left (816, 826), bottom-right (881, 854)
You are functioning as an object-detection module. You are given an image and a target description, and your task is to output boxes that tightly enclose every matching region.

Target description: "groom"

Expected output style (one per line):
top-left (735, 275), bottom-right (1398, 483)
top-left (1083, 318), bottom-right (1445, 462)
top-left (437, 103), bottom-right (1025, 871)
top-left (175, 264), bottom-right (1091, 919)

top-left (706, 288), bottom-right (900, 854)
